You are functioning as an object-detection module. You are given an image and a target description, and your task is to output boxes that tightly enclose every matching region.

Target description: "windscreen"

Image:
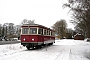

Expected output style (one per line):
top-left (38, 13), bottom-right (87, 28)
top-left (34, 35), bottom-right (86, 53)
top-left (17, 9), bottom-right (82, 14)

top-left (30, 28), bottom-right (37, 34)
top-left (22, 28), bottom-right (29, 34)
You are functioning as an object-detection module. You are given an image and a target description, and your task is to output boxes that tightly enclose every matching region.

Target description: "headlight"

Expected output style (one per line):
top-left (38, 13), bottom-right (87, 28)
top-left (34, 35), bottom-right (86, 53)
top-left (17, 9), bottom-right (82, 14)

top-left (32, 38), bottom-right (34, 41)
top-left (23, 38), bottom-right (26, 41)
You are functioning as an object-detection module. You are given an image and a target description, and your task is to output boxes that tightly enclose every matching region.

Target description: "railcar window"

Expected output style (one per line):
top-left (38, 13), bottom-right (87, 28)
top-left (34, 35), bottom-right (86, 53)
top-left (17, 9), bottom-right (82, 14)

top-left (49, 30), bottom-right (50, 35)
top-left (38, 28), bottom-right (43, 35)
top-left (52, 32), bottom-right (55, 36)
top-left (47, 30), bottom-right (49, 35)
top-left (44, 29), bottom-right (46, 35)
top-left (30, 28), bottom-right (37, 34)
top-left (22, 28), bottom-right (29, 34)
top-left (51, 31), bottom-right (52, 36)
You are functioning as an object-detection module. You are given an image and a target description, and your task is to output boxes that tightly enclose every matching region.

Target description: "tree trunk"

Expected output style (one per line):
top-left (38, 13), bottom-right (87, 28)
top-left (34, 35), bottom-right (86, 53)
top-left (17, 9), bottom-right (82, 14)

top-left (86, 30), bottom-right (90, 38)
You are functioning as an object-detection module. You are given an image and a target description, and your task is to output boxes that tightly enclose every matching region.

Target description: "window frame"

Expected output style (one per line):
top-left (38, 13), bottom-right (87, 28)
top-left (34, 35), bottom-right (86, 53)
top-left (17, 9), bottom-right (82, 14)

top-left (38, 28), bottom-right (43, 35)
top-left (21, 27), bottom-right (29, 34)
top-left (44, 29), bottom-right (47, 35)
top-left (29, 27), bottom-right (37, 34)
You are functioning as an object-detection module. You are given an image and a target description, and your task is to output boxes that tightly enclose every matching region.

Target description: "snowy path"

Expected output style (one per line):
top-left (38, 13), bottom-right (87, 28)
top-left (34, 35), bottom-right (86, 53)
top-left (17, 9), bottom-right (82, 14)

top-left (0, 39), bottom-right (90, 60)
top-left (0, 45), bottom-right (70, 60)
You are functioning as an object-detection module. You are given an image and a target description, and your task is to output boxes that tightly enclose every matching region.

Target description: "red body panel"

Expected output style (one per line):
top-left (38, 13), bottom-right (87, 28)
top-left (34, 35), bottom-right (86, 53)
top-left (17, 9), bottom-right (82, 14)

top-left (21, 35), bottom-right (55, 43)
top-left (21, 35), bottom-right (42, 42)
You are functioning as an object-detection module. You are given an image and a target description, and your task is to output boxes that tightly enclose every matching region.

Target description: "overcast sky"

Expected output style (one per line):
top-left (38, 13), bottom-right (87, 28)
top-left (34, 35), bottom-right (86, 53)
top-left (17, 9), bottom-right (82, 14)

top-left (0, 0), bottom-right (74, 29)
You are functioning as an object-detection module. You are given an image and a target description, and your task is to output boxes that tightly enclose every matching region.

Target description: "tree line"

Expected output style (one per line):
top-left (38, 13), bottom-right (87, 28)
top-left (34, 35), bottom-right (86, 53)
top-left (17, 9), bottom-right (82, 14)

top-left (0, 19), bottom-right (35, 41)
top-left (51, 0), bottom-right (90, 39)
top-left (63, 0), bottom-right (90, 38)
top-left (52, 19), bottom-right (74, 39)
top-left (0, 18), bottom-right (74, 41)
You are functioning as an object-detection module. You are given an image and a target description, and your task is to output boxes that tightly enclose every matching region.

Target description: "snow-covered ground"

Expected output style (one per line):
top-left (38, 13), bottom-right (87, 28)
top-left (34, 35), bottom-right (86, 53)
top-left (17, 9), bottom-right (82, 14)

top-left (0, 39), bottom-right (90, 60)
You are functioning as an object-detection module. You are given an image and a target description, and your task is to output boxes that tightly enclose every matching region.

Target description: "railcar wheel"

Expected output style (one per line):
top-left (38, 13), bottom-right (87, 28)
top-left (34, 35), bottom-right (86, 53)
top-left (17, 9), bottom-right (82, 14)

top-left (50, 43), bottom-right (53, 45)
top-left (26, 46), bottom-right (30, 50)
top-left (36, 45), bottom-right (41, 49)
top-left (48, 43), bottom-right (53, 46)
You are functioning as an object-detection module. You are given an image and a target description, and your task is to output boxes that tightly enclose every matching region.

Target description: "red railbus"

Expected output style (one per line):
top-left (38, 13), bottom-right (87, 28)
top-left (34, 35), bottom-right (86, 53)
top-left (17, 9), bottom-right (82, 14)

top-left (20, 24), bottom-right (55, 50)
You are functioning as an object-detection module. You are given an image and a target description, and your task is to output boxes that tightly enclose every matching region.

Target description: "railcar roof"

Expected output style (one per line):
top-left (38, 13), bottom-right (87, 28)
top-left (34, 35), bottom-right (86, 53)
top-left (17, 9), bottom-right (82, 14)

top-left (22, 24), bottom-right (54, 31)
top-left (22, 24), bottom-right (46, 28)
top-left (22, 24), bottom-right (42, 26)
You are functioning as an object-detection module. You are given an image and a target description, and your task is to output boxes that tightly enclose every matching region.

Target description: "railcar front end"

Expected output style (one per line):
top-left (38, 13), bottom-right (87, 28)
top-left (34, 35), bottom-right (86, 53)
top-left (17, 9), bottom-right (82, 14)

top-left (20, 24), bottom-right (55, 50)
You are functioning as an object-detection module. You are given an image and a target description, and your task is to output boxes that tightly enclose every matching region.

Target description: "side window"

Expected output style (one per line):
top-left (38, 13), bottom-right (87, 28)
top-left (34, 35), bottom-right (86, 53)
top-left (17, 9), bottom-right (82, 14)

top-left (49, 30), bottom-right (50, 35)
top-left (44, 29), bottom-right (46, 35)
top-left (38, 28), bottom-right (43, 35)
top-left (52, 32), bottom-right (55, 36)
top-left (30, 28), bottom-right (37, 34)
top-left (47, 30), bottom-right (48, 35)
top-left (51, 31), bottom-right (55, 36)
top-left (51, 31), bottom-right (52, 36)
top-left (22, 28), bottom-right (29, 34)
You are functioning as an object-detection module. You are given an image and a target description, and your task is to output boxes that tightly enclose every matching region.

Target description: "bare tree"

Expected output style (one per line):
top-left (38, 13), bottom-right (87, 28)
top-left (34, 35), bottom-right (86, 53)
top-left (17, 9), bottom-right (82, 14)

top-left (28, 19), bottom-right (35, 24)
top-left (0, 24), bottom-right (2, 36)
top-left (15, 25), bottom-right (21, 39)
top-left (2, 23), bottom-right (14, 40)
top-left (66, 28), bottom-right (74, 39)
top-left (52, 19), bottom-right (67, 39)
top-left (21, 19), bottom-right (28, 25)
top-left (21, 19), bottom-right (35, 25)
top-left (63, 0), bottom-right (90, 38)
